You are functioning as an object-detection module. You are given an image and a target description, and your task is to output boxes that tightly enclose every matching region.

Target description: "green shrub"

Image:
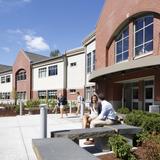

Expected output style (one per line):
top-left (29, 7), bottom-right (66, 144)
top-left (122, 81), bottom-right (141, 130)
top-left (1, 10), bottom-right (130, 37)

top-left (48, 99), bottom-right (56, 109)
top-left (124, 110), bottom-right (145, 126)
top-left (109, 134), bottom-right (137, 160)
top-left (14, 105), bottom-right (20, 113)
top-left (117, 107), bottom-right (130, 114)
top-left (26, 100), bottom-right (33, 109)
top-left (142, 117), bottom-right (160, 133)
top-left (135, 131), bottom-right (150, 146)
top-left (32, 100), bottom-right (40, 107)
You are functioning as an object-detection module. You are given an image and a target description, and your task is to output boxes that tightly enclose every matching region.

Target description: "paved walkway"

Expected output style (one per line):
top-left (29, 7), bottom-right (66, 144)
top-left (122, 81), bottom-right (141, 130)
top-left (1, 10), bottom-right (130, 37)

top-left (0, 114), bottom-right (82, 160)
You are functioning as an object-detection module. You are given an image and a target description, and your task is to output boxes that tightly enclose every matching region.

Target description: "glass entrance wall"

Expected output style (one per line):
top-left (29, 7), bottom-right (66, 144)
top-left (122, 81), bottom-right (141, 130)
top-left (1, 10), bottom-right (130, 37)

top-left (122, 79), bottom-right (154, 111)
top-left (132, 86), bottom-right (139, 110)
top-left (144, 80), bottom-right (154, 111)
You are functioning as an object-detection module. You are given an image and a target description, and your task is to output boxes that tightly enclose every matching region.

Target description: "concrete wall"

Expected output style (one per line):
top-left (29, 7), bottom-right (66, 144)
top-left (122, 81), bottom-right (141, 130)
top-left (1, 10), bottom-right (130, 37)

top-left (32, 62), bottom-right (64, 91)
top-left (67, 53), bottom-right (85, 89)
top-left (0, 73), bottom-right (12, 92)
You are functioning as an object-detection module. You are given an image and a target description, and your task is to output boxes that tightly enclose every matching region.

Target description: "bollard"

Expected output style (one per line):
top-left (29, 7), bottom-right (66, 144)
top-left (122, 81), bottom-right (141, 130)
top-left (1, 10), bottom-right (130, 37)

top-left (19, 100), bottom-right (23, 116)
top-left (40, 104), bottom-right (48, 138)
top-left (80, 102), bottom-right (84, 118)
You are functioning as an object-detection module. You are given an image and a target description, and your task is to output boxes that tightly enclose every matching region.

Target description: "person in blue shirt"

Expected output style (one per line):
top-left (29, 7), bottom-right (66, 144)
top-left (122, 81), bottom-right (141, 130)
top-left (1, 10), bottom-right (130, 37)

top-left (90, 93), bottom-right (118, 128)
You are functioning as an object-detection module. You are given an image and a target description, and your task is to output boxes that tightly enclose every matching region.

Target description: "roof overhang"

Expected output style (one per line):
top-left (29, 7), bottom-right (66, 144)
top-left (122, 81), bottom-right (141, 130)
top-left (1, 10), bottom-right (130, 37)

top-left (89, 55), bottom-right (160, 82)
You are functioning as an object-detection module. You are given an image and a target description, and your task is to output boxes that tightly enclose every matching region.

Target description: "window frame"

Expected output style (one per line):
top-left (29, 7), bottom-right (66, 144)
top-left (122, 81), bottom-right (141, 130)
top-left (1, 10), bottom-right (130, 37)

top-left (134, 15), bottom-right (153, 57)
top-left (48, 65), bottom-right (58, 76)
top-left (38, 67), bottom-right (47, 78)
top-left (115, 26), bottom-right (129, 63)
top-left (16, 69), bottom-right (26, 81)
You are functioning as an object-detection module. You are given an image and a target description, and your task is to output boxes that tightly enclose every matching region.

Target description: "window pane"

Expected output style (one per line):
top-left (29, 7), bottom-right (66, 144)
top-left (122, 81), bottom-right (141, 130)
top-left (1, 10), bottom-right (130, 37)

top-left (116, 54), bottom-right (122, 62)
top-left (116, 41), bottom-right (122, 54)
top-left (145, 16), bottom-right (153, 26)
top-left (145, 102), bottom-right (152, 112)
top-left (123, 28), bottom-right (129, 37)
top-left (116, 34), bottom-right (122, 41)
top-left (135, 45), bottom-right (143, 56)
top-left (123, 51), bottom-right (128, 60)
top-left (145, 24), bottom-right (153, 42)
top-left (135, 18), bottom-right (143, 31)
top-left (145, 88), bottom-right (153, 99)
top-left (133, 102), bottom-right (138, 110)
top-left (49, 65), bottom-right (57, 76)
top-left (144, 41), bottom-right (153, 53)
top-left (123, 38), bottom-right (128, 51)
top-left (133, 89), bottom-right (138, 99)
top-left (135, 30), bottom-right (143, 46)
top-left (87, 53), bottom-right (91, 73)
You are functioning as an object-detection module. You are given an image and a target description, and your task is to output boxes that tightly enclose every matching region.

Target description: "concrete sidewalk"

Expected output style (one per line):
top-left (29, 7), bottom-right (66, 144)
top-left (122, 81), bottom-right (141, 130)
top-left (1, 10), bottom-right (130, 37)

top-left (0, 114), bottom-right (82, 160)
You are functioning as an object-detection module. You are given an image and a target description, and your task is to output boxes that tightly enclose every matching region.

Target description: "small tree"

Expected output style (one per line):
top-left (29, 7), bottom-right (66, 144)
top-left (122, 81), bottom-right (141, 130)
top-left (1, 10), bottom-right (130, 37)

top-left (12, 88), bottom-right (17, 105)
top-left (50, 49), bottom-right (61, 57)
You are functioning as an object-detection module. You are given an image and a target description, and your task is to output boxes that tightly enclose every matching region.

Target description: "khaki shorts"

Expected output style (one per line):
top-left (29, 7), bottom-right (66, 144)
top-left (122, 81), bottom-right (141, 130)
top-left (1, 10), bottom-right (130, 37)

top-left (60, 105), bottom-right (66, 109)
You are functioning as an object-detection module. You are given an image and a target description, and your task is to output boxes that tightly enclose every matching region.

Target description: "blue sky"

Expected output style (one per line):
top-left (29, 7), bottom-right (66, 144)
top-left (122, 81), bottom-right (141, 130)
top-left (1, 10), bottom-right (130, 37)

top-left (0, 0), bottom-right (104, 65)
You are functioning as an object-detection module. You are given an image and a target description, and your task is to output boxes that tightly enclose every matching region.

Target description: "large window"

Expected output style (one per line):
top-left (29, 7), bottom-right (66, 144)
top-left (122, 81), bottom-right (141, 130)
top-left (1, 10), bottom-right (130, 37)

top-left (87, 50), bottom-right (95, 73)
top-left (0, 75), bottom-right (11, 83)
top-left (134, 15), bottom-right (153, 56)
top-left (16, 69), bottom-right (26, 81)
top-left (87, 52), bottom-right (91, 73)
top-left (6, 75), bottom-right (11, 83)
top-left (38, 91), bottom-right (46, 99)
top-left (48, 65), bottom-right (58, 76)
top-left (93, 50), bottom-right (96, 70)
top-left (1, 76), bottom-right (5, 83)
top-left (115, 27), bottom-right (129, 63)
top-left (0, 92), bottom-right (10, 99)
top-left (17, 92), bottom-right (26, 100)
top-left (48, 90), bottom-right (57, 99)
top-left (38, 68), bottom-right (46, 78)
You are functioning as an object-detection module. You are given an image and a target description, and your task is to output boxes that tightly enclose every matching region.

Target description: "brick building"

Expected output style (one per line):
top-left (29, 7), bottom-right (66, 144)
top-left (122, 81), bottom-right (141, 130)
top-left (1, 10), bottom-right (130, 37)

top-left (89, 0), bottom-right (160, 111)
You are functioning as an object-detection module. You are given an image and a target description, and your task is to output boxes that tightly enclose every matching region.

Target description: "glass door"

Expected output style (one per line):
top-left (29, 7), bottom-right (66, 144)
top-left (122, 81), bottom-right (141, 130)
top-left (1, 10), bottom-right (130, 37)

top-left (132, 87), bottom-right (139, 110)
top-left (144, 82), bottom-right (154, 111)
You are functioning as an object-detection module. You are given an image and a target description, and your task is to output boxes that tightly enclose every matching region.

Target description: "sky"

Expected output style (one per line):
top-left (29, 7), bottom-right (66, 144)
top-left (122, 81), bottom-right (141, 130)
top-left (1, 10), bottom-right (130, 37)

top-left (0, 0), bottom-right (104, 65)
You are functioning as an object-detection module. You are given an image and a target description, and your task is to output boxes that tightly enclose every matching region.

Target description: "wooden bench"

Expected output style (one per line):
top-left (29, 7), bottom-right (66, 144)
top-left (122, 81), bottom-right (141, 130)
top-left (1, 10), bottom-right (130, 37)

top-left (51, 124), bottom-right (142, 151)
top-left (32, 138), bottom-right (100, 160)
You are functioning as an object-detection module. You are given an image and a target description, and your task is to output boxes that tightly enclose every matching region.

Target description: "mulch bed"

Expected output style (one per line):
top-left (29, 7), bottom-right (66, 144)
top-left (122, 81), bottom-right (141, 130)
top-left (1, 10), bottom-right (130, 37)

top-left (97, 147), bottom-right (151, 160)
top-left (0, 107), bottom-right (54, 117)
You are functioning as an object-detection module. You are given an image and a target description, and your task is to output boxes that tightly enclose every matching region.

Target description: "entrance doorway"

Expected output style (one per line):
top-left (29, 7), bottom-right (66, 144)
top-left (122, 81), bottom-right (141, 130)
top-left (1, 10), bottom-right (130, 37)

top-left (144, 80), bottom-right (154, 111)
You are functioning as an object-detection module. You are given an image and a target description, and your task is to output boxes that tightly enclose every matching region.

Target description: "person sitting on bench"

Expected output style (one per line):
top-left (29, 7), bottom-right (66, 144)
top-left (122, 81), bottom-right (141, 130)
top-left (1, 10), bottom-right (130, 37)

top-left (90, 93), bottom-right (118, 128)
top-left (82, 94), bottom-right (101, 145)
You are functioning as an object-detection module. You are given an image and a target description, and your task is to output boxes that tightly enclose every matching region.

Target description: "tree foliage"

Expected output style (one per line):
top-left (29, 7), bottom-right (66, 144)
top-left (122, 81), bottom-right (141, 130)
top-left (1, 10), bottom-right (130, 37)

top-left (50, 49), bottom-right (61, 57)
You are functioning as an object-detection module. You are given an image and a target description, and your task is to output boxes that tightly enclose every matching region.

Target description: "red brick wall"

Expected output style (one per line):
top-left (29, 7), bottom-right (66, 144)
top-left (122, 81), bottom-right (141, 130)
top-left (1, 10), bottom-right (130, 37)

top-left (12, 49), bottom-right (31, 100)
top-left (96, 0), bottom-right (160, 69)
top-left (67, 88), bottom-right (84, 101)
top-left (154, 17), bottom-right (160, 56)
top-left (96, 68), bottom-right (160, 101)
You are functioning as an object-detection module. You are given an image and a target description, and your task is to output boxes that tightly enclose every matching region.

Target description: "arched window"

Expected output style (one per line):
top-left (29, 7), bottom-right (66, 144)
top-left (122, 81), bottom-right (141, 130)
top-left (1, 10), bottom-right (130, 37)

top-left (134, 15), bottom-right (153, 56)
top-left (115, 27), bottom-right (129, 63)
top-left (16, 69), bottom-right (26, 81)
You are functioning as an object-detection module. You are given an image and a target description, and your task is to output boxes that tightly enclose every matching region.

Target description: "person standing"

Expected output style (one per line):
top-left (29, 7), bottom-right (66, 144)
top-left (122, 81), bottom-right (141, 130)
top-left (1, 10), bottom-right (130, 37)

top-left (58, 93), bottom-right (68, 118)
top-left (76, 92), bottom-right (83, 115)
top-left (90, 93), bottom-right (118, 128)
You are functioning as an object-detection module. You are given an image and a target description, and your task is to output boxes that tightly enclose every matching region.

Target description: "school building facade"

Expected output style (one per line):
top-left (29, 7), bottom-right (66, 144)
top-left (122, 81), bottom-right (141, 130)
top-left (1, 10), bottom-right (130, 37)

top-left (89, 0), bottom-right (160, 111)
top-left (0, 0), bottom-right (160, 112)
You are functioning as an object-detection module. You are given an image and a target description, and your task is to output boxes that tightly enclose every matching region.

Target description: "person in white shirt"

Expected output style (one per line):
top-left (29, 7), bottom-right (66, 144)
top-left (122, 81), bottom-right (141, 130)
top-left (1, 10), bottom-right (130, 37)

top-left (76, 92), bottom-right (83, 115)
top-left (90, 93), bottom-right (118, 128)
top-left (82, 94), bottom-right (101, 145)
